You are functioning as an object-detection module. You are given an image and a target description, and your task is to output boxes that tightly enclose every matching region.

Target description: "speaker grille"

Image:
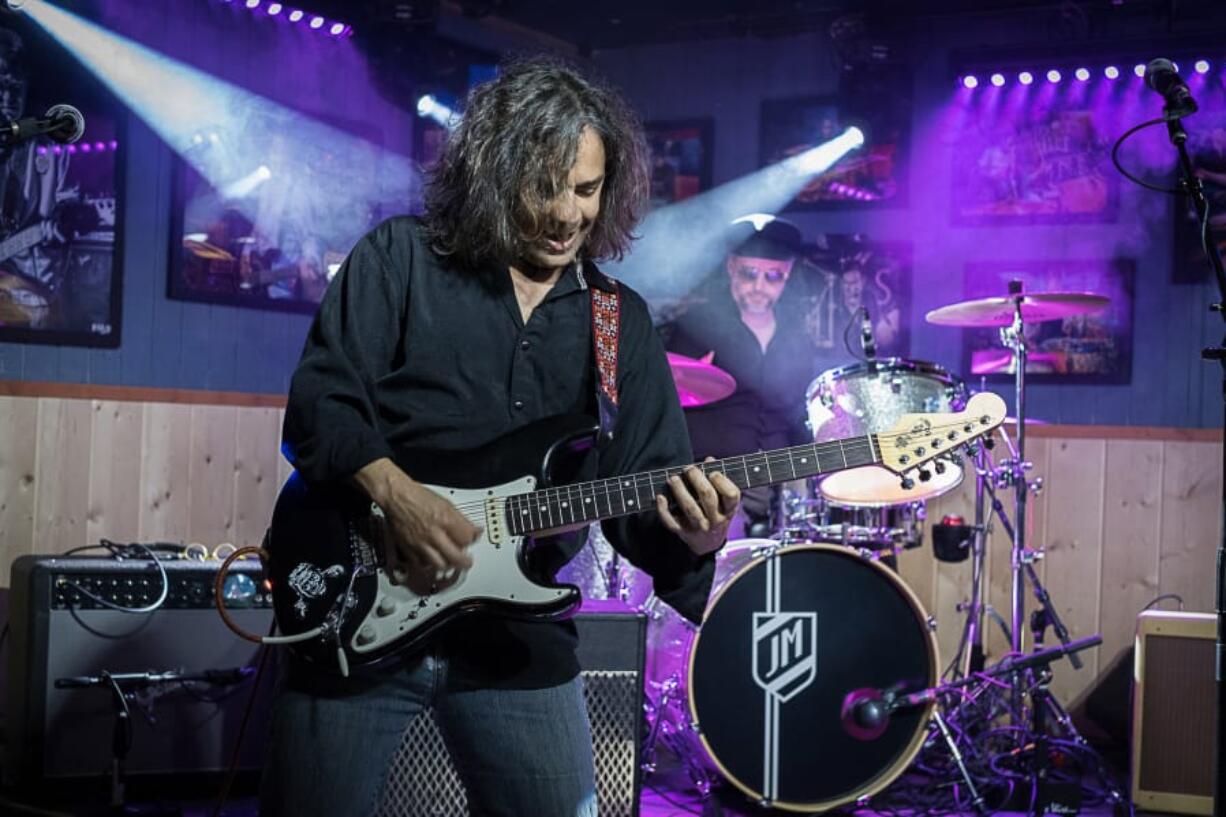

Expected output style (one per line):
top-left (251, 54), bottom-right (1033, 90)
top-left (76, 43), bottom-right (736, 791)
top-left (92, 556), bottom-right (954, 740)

top-left (1138, 634), bottom-right (1214, 795)
top-left (374, 670), bottom-right (641, 817)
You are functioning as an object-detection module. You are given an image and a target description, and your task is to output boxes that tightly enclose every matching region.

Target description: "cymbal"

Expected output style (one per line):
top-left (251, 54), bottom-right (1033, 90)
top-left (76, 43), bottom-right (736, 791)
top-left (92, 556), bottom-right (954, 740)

top-left (1004, 415), bottom-right (1049, 426)
top-left (183, 238), bottom-right (236, 262)
top-left (926, 293), bottom-right (1109, 328)
top-left (667, 352), bottom-right (736, 408)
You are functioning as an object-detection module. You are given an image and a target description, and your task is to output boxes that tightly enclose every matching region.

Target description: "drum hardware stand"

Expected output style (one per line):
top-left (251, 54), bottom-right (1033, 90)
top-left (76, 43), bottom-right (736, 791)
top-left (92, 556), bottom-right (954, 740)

top-left (640, 675), bottom-right (717, 797)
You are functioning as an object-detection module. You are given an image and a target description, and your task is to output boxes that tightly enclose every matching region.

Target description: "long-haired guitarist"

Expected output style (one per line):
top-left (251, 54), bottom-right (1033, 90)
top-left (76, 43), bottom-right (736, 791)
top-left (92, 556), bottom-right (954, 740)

top-left (260, 57), bottom-right (741, 817)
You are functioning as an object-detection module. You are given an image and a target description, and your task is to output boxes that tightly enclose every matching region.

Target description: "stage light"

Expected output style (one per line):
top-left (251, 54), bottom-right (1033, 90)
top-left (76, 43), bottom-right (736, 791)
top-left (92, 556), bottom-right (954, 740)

top-left (990, 73), bottom-right (1006, 87)
top-left (80, 142), bottom-right (91, 152)
top-left (267, 3), bottom-right (282, 15)
top-left (329, 22), bottom-right (345, 35)
top-left (416, 94), bottom-right (458, 128)
top-left (1133, 63), bottom-right (1146, 77)
top-left (309, 15), bottom-right (324, 28)
top-left (1046, 69), bottom-right (1061, 83)
top-left (93, 141), bottom-right (104, 151)
top-left (1196, 60), bottom-right (1210, 74)
top-left (961, 75), bottom-right (978, 89)
top-left (288, 8), bottom-right (303, 21)
top-left (1074, 67), bottom-right (1090, 81)
top-left (1104, 65), bottom-right (1120, 79)
top-left (1018, 71), bottom-right (1034, 85)
top-left (245, 0), bottom-right (259, 8)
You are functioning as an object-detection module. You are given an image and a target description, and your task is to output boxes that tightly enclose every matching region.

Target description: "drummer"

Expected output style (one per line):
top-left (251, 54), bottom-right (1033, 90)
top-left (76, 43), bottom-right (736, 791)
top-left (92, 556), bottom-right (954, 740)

top-left (663, 215), bottom-right (840, 536)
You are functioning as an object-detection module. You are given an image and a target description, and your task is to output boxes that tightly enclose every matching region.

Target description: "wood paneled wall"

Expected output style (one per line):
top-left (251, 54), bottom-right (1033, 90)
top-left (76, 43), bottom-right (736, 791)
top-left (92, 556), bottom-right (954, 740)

top-left (896, 432), bottom-right (1223, 706)
top-left (2, 391), bottom-right (1221, 706)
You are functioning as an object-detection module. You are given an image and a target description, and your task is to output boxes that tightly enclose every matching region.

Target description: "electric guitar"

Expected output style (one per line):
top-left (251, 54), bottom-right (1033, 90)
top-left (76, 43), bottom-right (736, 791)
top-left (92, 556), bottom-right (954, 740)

top-left (265, 392), bottom-right (1006, 674)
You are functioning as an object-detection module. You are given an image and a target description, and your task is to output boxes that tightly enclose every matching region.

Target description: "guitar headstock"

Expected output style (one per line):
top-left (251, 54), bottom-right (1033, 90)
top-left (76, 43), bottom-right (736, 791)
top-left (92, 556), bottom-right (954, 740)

top-left (876, 392), bottom-right (1007, 483)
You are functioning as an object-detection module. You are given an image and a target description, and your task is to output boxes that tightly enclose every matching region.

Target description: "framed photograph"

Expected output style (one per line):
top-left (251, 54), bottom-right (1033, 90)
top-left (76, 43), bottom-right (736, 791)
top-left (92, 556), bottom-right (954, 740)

top-left (797, 235), bottom-right (913, 360)
top-left (952, 104), bottom-right (1118, 225)
top-left (1173, 111), bottom-right (1226, 283)
top-left (759, 74), bottom-right (909, 211)
top-left (168, 112), bottom-right (396, 314)
top-left (961, 259), bottom-right (1134, 384)
top-left (0, 22), bottom-right (124, 347)
top-left (645, 118), bottom-right (713, 208)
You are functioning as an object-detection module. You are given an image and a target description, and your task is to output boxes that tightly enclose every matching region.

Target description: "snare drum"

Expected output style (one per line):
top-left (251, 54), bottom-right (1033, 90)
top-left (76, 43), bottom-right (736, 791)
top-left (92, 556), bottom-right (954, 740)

top-left (780, 480), bottom-right (924, 552)
top-left (806, 359), bottom-right (967, 506)
top-left (643, 542), bottom-right (938, 811)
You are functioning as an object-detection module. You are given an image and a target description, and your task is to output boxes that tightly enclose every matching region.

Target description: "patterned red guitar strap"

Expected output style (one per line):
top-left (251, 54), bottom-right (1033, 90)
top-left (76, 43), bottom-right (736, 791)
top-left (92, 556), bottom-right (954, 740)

top-left (589, 283), bottom-right (620, 444)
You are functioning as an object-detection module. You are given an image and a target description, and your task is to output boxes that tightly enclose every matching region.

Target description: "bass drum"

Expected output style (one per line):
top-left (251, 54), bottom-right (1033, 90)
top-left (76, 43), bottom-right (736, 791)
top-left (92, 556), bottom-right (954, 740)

top-left (649, 543), bottom-right (938, 812)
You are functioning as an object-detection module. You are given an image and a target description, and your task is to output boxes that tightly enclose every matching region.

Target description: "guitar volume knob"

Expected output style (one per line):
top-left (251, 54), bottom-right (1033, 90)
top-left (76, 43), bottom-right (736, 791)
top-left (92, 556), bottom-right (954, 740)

top-left (376, 599), bottom-right (397, 617)
top-left (356, 625), bottom-right (376, 646)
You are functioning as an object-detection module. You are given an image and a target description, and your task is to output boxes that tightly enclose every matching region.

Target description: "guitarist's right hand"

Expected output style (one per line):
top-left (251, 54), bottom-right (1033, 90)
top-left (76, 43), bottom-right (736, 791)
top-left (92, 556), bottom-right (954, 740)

top-left (354, 458), bottom-right (480, 578)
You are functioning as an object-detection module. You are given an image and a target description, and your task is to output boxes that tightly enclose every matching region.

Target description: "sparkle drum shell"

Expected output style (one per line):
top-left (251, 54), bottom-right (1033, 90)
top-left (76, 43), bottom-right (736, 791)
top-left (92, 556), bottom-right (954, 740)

top-left (806, 359), bottom-right (967, 506)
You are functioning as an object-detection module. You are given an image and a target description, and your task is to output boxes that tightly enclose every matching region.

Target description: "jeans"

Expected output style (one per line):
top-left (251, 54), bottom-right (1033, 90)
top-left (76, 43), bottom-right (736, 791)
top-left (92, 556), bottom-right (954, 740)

top-left (259, 649), bottom-right (598, 817)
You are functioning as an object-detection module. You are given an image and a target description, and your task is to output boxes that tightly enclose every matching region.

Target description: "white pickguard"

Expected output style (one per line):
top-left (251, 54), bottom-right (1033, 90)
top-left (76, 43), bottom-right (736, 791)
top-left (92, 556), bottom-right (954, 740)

top-left (349, 475), bottom-right (572, 654)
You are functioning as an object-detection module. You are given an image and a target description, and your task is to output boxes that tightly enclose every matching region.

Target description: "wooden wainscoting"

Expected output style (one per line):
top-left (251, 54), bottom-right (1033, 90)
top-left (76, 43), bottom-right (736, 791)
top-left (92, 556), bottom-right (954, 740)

top-left (896, 431), bottom-right (1223, 706)
top-left (0, 394), bottom-right (291, 583)
top-left (0, 387), bottom-right (1222, 706)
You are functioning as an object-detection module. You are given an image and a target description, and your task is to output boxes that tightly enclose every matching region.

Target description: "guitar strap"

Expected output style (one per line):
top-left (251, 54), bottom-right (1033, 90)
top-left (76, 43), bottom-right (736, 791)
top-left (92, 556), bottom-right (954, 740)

top-left (589, 282), bottom-right (620, 446)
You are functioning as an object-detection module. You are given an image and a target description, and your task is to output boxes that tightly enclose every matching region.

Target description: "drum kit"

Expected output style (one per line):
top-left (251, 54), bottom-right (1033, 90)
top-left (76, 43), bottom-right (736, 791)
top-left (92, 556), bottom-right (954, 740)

top-left (563, 283), bottom-right (1125, 814)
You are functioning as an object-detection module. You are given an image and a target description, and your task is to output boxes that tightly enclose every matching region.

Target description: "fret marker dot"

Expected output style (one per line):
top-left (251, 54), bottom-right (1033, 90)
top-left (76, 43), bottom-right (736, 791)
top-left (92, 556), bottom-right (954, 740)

top-left (623, 480), bottom-right (631, 487)
top-left (627, 500), bottom-right (635, 506)
top-left (800, 458), bottom-right (808, 464)
top-left (561, 502), bottom-right (568, 508)
top-left (585, 498), bottom-right (592, 504)
top-left (753, 467), bottom-right (761, 473)
top-left (539, 505), bottom-right (547, 512)
top-left (521, 509), bottom-right (528, 515)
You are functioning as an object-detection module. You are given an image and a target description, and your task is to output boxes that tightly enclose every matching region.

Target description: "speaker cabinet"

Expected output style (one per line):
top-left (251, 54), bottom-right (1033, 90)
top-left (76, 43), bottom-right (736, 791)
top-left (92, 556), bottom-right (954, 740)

top-left (1131, 610), bottom-right (1215, 815)
top-left (5, 555), bottom-right (274, 785)
top-left (374, 601), bottom-right (646, 817)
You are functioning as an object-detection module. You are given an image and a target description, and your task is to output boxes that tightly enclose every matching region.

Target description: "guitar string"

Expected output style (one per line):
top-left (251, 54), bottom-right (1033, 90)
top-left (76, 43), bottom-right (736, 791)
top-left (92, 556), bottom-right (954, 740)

top-left (441, 415), bottom-right (997, 519)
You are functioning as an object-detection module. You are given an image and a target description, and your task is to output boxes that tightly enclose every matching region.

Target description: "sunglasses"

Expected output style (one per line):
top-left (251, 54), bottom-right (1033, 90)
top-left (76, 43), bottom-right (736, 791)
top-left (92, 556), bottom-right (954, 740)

top-left (734, 267), bottom-right (789, 284)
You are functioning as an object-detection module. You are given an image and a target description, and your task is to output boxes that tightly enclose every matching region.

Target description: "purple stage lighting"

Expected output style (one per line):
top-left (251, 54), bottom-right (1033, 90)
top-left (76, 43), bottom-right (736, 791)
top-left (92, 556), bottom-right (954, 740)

top-left (1074, 67), bottom-right (1090, 81)
top-left (1104, 65), bottom-right (1120, 79)
top-left (267, 2), bottom-right (282, 14)
top-left (94, 141), bottom-right (105, 151)
top-left (309, 15), bottom-right (324, 28)
top-left (109, 140), bottom-right (118, 150)
top-left (329, 22), bottom-right (345, 35)
top-left (288, 8), bottom-right (303, 21)
top-left (990, 73), bottom-right (1005, 87)
top-left (961, 75), bottom-right (978, 89)
top-left (1018, 71), bottom-right (1034, 85)
top-left (1133, 63), bottom-right (1146, 77)
top-left (1046, 69), bottom-right (1062, 83)
top-left (36, 146), bottom-right (46, 155)
top-left (81, 143), bottom-right (92, 152)
top-left (1196, 60), bottom-right (1210, 74)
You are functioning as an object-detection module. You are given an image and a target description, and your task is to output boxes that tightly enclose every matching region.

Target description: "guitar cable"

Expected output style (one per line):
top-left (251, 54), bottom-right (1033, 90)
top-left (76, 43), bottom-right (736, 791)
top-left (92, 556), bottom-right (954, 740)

top-left (213, 544), bottom-right (325, 646)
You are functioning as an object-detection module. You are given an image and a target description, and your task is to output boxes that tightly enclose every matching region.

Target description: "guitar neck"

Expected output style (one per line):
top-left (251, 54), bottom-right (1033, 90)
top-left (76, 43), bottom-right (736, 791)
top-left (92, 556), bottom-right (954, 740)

top-left (0, 224), bottom-right (44, 265)
top-left (506, 434), bottom-right (880, 537)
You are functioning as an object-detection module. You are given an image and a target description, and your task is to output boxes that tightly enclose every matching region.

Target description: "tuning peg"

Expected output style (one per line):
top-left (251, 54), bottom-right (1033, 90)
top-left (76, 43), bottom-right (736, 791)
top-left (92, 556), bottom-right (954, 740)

top-left (933, 460), bottom-right (946, 475)
top-left (918, 468), bottom-right (932, 482)
top-left (983, 436), bottom-right (996, 450)
top-left (900, 477), bottom-right (916, 491)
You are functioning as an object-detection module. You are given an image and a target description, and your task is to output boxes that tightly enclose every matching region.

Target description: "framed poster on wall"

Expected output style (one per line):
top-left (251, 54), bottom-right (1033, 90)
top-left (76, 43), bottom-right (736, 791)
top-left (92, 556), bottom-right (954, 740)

top-left (0, 21), bottom-right (124, 347)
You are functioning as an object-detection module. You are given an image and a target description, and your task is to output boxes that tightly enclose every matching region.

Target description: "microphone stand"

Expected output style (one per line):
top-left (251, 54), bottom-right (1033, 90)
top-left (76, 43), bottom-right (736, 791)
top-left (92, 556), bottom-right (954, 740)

top-left (1166, 108), bottom-right (1226, 817)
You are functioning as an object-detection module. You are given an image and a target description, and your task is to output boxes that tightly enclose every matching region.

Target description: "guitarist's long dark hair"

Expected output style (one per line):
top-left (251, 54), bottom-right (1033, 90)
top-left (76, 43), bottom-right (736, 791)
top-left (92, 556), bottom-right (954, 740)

top-left (423, 56), bottom-right (650, 271)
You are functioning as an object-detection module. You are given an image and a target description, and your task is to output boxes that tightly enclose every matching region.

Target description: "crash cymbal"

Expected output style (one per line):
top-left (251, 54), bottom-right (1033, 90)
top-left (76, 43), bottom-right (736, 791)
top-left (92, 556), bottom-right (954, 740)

top-left (666, 352), bottom-right (737, 408)
top-left (926, 293), bottom-right (1109, 328)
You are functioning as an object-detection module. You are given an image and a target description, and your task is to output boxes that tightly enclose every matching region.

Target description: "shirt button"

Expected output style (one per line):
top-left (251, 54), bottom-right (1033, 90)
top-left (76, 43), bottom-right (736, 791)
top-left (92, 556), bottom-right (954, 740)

top-left (513, 400), bottom-right (525, 410)
top-left (520, 340), bottom-right (530, 350)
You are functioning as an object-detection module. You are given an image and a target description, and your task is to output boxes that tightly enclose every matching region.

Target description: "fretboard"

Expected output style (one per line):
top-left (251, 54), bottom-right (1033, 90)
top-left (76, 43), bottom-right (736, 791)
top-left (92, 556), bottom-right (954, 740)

top-left (505, 434), bottom-right (880, 537)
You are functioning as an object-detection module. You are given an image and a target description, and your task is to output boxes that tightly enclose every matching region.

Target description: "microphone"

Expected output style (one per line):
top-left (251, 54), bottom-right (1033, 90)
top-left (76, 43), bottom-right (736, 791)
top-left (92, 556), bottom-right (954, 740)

top-left (1, 104), bottom-right (86, 146)
top-left (859, 306), bottom-right (877, 361)
top-left (1145, 59), bottom-right (1197, 117)
top-left (840, 684), bottom-right (938, 741)
top-left (840, 688), bottom-right (890, 741)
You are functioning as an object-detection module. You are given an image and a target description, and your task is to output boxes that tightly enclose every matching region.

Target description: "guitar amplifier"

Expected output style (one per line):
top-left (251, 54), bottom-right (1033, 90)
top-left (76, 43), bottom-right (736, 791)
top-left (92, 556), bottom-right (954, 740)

top-left (1131, 610), bottom-right (1216, 815)
top-left (5, 555), bottom-right (274, 785)
top-left (375, 600), bottom-right (647, 817)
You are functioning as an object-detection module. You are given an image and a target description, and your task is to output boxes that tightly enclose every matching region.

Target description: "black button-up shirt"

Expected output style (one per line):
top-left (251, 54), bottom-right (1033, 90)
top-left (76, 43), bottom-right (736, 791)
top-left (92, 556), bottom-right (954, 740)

top-left (283, 216), bottom-right (714, 688)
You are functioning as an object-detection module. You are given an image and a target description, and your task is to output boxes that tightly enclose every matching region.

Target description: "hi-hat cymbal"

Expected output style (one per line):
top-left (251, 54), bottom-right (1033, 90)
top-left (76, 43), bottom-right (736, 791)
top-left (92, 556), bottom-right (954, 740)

top-left (666, 352), bottom-right (737, 408)
top-left (926, 293), bottom-right (1109, 328)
